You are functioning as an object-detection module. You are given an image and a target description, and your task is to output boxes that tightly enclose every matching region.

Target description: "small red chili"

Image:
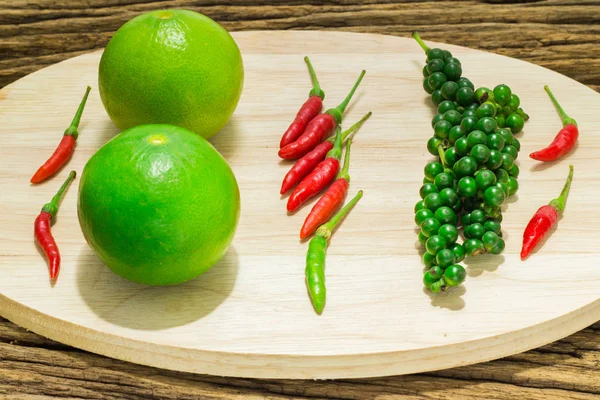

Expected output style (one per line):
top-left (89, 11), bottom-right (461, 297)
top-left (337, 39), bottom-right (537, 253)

top-left (278, 70), bottom-right (366, 160)
top-left (530, 85), bottom-right (578, 162)
top-left (286, 126), bottom-right (344, 213)
top-left (34, 170), bottom-right (77, 281)
top-left (31, 86), bottom-right (91, 184)
top-left (300, 137), bottom-right (355, 239)
top-left (279, 57), bottom-right (325, 149)
top-left (280, 112), bottom-right (371, 195)
top-left (521, 165), bottom-right (573, 260)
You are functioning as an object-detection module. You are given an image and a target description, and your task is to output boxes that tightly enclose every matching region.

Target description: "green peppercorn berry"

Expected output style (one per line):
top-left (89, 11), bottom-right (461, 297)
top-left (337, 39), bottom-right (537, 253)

top-left (415, 200), bottom-right (426, 213)
top-left (466, 102), bottom-right (479, 111)
top-left (475, 169), bottom-right (496, 190)
top-left (457, 77), bottom-right (474, 90)
top-left (441, 81), bottom-right (459, 101)
top-left (464, 238), bottom-right (485, 256)
top-left (415, 208), bottom-right (435, 226)
top-left (460, 116), bottom-right (478, 133)
top-left (426, 235), bottom-right (448, 255)
top-left (489, 237), bottom-right (506, 255)
top-left (507, 177), bottom-right (519, 196)
top-left (434, 172), bottom-right (454, 191)
top-left (486, 149), bottom-right (503, 170)
top-left (454, 103), bottom-right (464, 114)
top-left (470, 144), bottom-right (491, 165)
top-left (466, 130), bottom-right (488, 149)
top-left (487, 133), bottom-right (505, 151)
top-left (450, 243), bottom-right (465, 263)
top-left (431, 114), bottom-right (444, 129)
top-left (495, 168), bottom-right (510, 184)
top-left (444, 111), bottom-right (462, 127)
top-left (484, 186), bottom-right (506, 207)
top-left (454, 137), bottom-right (469, 156)
top-left (438, 224), bottom-right (459, 244)
top-left (512, 138), bottom-right (521, 151)
top-left (501, 153), bottom-right (515, 170)
top-left (496, 128), bottom-right (514, 146)
top-left (506, 113), bottom-right (525, 134)
top-left (424, 192), bottom-right (445, 211)
top-left (423, 270), bottom-right (437, 288)
top-left (503, 145), bottom-right (518, 160)
top-left (475, 117), bottom-right (497, 135)
top-left (443, 49), bottom-right (453, 60)
top-left (461, 109), bottom-right (477, 122)
top-left (484, 220), bottom-right (501, 234)
top-left (427, 48), bottom-right (446, 62)
top-left (422, 64), bottom-right (431, 78)
top-left (456, 86), bottom-right (475, 106)
top-left (476, 102), bottom-right (496, 119)
top-left (448, 125), bottom-right (466, 145)
top-left (468, 223), bottom-right (485, 240)
top-left (470, 209), bottom-right (486, 224)
top-left (420, 182), bottom-right (438, 199)
top-left (461, 212), bottom-right (471, 226)
top-left (495, 115), bottom-right (505, 128)
top-left (435, 248), bottom-right (454, 268)
top-left (445, 147), bottom-right (458, 167)
top-left (439, 187), bottom-right (459, 206)
top-left (428, 72), bottom-right (448, 91)
top-left (421, 217), bottom-right (442, 238)
top-left (437, 100), bottom-right (456, 114)
top-left (427, 137), bottom-right (442, 156)
top-left (434, 206), bottom-right (457, 225)
top-left (493, 84), bottom-right (511, 106)
top-left (507, 94), bottom-right (520, 110)
top-left (424, 161), bottom-right (444, 181)
top-left (427, 58), bottom-right (445, 74)
top-left (429, 278), bottom-right (445, 293)
top-left (429, 265), bottom-right (444, 280)
top-left (496, 181), bottom-right (509, 198)
top-left (444, 264), bottom-right (466, 287)
top-left (453, 156), bottom-right (478, 178)
top-left (482, 231), bottom-right (500, 252)
top-left (431, 90), bottom-right (443, 107)
top-left (423, 78), bottom-right (434, 95)
top-left (475, 87), bottom-right (492, 103)
top-left (457, 176), bottom-right (477, 197)
top-left (423, 253), bottom-right (437, 269)
top-left (423, 177), bottom-right (433, 184)
top-left (433, 120), bottom-right (451, 140)
top-left (443, 62), bottom-right (462, 81)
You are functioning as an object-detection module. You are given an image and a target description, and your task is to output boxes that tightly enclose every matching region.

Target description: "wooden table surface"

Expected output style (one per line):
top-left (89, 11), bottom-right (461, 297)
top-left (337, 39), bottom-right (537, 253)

top-left (1, 1), bottom-right (599, 399)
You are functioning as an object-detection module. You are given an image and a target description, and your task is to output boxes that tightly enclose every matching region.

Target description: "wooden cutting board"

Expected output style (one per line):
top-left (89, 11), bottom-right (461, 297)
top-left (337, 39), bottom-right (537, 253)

top-left (1, 31), bottom-right (599, 380)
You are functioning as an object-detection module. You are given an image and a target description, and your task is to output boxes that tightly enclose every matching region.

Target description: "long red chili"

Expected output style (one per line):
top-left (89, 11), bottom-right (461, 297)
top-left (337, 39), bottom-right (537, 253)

top-left (278, 70), bottom-right (366, 160)
top-left (300, 137), bottom-right (355, 239)
top-left (280, 111), bottom-right (371, 195)
top-left (530, 85), bottom-right (578, 162)
top-left (286, 126), bottom-right (344, 213)
top-left (279, 57), bottom-right (325, 149)
top-left (520, 165), bottom-right (573, 260)
top-left (31, 86), bottom-right (91, 184)
top-left (34, 170), bottom-right (77, 281)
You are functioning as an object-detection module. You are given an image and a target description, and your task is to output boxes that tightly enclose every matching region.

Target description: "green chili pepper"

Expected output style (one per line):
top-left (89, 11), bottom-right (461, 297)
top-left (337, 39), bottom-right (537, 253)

top-left (305, 190), bottom-right (363, 314)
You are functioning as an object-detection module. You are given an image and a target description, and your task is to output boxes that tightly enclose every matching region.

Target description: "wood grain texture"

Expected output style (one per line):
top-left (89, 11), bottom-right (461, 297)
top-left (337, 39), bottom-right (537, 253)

top-left (1, 1), bottom-right (600, 399)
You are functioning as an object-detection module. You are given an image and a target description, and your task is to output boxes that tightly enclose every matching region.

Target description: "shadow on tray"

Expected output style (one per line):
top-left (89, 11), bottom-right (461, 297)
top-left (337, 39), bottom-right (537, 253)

top-left (76, 245), bottom-right (239, 330)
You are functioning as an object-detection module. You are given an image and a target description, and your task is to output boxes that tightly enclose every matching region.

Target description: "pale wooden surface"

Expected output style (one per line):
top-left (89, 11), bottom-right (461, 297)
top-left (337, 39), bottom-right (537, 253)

top-left (1, 30), bottom-right (599, 382)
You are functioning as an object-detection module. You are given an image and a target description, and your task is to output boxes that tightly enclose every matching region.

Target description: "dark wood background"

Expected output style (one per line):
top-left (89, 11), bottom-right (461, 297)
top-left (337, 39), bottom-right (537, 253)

top-left (1, 1), bottom-right (600, 399)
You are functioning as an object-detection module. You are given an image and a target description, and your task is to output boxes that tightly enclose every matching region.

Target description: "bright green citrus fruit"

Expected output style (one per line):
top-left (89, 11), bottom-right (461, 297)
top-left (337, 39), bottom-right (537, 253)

top-left (98, 9), bottom-right (244, 139)
top-left (77, 124), bottom-right (240, 286)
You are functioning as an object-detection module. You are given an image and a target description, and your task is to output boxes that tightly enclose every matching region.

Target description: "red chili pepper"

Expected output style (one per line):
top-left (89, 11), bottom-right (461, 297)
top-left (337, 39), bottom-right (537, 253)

top-left (34, 171), bottom-right (77, 281)
top-left (530, 85), bottom-right (578, 162)
top-left (280, 111), bottom-right (371, 195)
top-left (279, 57), bottom-right (325, 149)
top-left (521, 165), bottom-right (573, 260)
top-left (300, 136), bottom-right (356, 239)
top-left (278, 70), bottom-right (366, 160)
top-left (286, 126), bottom-right (345, 213)
top-left (31, 86), bottom-right (91, 184)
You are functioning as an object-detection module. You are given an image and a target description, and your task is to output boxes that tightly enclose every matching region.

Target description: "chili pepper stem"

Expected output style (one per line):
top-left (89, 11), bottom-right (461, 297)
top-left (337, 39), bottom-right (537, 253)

top-left (316, 190), bottom-right (363, 240)
top-left (325, 127), bottom-right (343, 160)
top-left (64, 86), bottom-right (92, 138)
top-left (437, 144), bottom-right (448, 168)
top-left (339, 111), bottom-right (372, 143)
top-left (544, 85), bottom-right (577, 127)
top-left (411, 32), bottom-right (431, 54)
top-left (41, 171), bottom-right (77, 219)
top-left (337, 139), bottom-right (352, 181)
top-left (548, 164), bottom-right (574, 215)
top-left (304, 56), bottom-right (325, 99)
top-left (326, 70), bottom-right (366, 124)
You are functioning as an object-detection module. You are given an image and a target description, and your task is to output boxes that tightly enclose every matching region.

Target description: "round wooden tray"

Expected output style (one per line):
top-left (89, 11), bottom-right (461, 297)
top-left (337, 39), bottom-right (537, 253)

top-left (1, 31), bottom-right (599, 379)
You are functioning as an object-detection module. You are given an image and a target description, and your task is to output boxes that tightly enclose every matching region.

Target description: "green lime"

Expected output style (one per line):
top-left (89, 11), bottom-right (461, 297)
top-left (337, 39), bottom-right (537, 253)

top-left (78, 124), bottom-right (241, 286)
top-left (99, 10), bottom-right (244, 139)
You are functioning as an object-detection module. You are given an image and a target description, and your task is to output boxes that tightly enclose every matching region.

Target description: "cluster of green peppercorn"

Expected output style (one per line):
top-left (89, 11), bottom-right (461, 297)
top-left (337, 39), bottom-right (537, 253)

top-left (412, 33), bottom-right (529, 293)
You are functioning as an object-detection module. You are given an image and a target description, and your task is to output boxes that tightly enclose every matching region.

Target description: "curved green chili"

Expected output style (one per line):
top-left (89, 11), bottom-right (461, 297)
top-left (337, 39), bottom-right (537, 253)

top-left (305, 190), bottom-right (363, 314)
